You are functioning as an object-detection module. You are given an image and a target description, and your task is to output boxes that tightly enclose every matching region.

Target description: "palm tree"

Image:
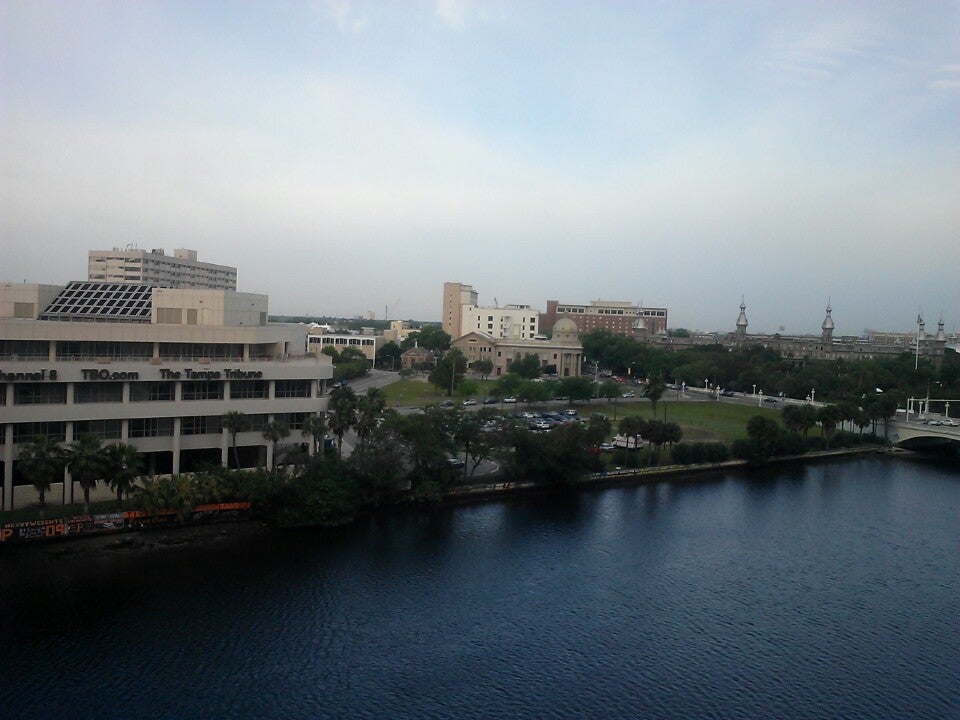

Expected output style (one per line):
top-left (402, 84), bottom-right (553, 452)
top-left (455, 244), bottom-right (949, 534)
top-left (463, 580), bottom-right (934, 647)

top-left (262, 420), bottom-right (290, 470)
top-left (222, 411), bottom-right (250, 469)
top-left (17, 435), bottom-right (65, 517)
top-left (301, 414), bottom-right (327, 456)
top-left (67, 434), bottom-right (106, 514)
top-left (328, 386), bottom-right (358, 458)
top-left (647, 379), bottom-right (665, 418)
top-left (104, 443), bottom-right (143, 508)
top-left (355, 388), bottom-right (387, 450)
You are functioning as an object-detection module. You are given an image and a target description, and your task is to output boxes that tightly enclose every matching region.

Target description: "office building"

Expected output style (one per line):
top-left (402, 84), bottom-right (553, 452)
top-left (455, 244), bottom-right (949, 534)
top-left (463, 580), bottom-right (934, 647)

top-left (88, 247), bottom-right (237, 291)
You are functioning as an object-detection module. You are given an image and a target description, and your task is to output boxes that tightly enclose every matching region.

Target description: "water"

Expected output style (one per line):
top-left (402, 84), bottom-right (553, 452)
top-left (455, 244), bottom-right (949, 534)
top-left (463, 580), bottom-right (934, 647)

top-left (2, 456), bottom-right (958, 719)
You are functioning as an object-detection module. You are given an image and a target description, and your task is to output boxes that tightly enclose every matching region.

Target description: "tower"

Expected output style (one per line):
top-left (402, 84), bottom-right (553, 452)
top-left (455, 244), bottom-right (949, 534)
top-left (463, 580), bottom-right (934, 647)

top-left (735, 298), bottom-right (748, 339)
top-left (821, 301), bottom-right (834, 342)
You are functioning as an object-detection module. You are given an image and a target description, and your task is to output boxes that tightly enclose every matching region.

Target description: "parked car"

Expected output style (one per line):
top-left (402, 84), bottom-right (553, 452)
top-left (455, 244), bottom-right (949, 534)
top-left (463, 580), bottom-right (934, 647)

top-left (598, 442), bottom-right (615, 452)
top-left (564, 409), bottom-right (578, 416)
top-left (763, 397), bottom-right (778, 405)
top-left (503, 397), bottom-right (517, 403)
top-left (463, 399), bottom-right (477, 406)
top-left (441, 399), bottom-right (455, 407)
top-left (483, 397), bottom-right (497, 404)
top-left (621, 391), bottom-right (635, 398)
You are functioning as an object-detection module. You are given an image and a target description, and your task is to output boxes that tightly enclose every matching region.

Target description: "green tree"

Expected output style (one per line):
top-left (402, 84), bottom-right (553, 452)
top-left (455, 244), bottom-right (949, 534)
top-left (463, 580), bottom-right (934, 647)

top-left (17, 435), bottom-right (65, 516)
top-left (473, 358), bottom-right (494, 380)
top-left (104, 443), bottom-right (144, 508)
top-left (746, 415), bottom-right (781, 461)
top-left (507, 353), bottom-right (542, 379)
top-left (355, 388), bottom-right (387, 449)
top-left (646, 379), bottom-right (666, 417)
top-left (600, 380), bottom-right (622, 402)
top-left (429, 348), bottom-right (467, 396)
top-left (402, 325), bottom-right (451, 352)
top-left (262, 421), bottom-right (291, 470)
top-left (376, 341), bottom-right (402, 370)
top-left (301, 413), bottom-right (328, 455)
top-left (328, 386), bottom-right (358, 458)
top-left (817, 405), bottom-right (842, 449)
top-left (222, 411), bottom-right (250, 470)
top-left (67, 434), bottom-right (107, 514)
top-left (558, 376), bottom-right (594, 403)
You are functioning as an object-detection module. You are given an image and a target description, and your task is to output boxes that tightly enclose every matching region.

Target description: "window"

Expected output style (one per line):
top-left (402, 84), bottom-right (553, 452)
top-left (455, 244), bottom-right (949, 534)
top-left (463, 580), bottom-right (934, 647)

top-left (0, 340), bottom-right (49, 360)
top-left (129, 417), bottom-right (174, 438)
top-left (246, 414), bottom-right (268, 431)
top-left (74, 382), bottom-right (123, 403)
top-left (74, 419), bottom-right (121, 440)
top-left (182, 381), bottom-right (223, 401)
top-left (275, 380), bottom-right (311, 398)
top-left (186, 308), bottom-right (198, 325)
top-left (157, 307), bottom-right (182, 324)
top-left (230, 380), bottom-right (268, 399)
top-left (14, 383), bottom-right (67, 405)
top-left (181, 416), bottom-right (221, 435)
top-left (13, 421), bottom-right (66, 444)
top-left (14, 302), bottom-right (35, 318)
top-left (130, 381), bottom-right (174, 402)
top-left (275, 412), bottom-right (309, 430)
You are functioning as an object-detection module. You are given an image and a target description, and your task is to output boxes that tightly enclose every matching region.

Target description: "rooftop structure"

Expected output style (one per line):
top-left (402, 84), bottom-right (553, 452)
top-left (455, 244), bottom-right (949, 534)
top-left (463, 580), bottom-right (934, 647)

top-left (88, 247), bottom-right (237, 291)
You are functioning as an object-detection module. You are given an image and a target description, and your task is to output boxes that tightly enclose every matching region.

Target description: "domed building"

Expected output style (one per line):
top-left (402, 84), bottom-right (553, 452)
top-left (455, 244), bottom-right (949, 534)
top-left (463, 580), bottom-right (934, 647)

top-left (451, 318), bottom-right (584, 378)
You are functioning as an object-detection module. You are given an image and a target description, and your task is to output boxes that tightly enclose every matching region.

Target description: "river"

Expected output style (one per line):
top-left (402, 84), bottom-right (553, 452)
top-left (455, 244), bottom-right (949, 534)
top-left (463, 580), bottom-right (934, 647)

top-left (1, 456), bottom-right (958, 719)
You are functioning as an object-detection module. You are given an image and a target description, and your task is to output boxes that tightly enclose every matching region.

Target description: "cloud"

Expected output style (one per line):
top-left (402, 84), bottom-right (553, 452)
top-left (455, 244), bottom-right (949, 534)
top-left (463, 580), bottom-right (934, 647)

top-left (435, 0), bottom-right (469, 31)
top-left (313, 0), bottom-right (368, 34)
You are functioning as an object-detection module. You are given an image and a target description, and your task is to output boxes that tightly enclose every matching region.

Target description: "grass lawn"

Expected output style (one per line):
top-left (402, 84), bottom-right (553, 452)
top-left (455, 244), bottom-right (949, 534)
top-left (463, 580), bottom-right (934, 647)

top-left (381, 378), bottom-right (497, 407)
top-left (612, 400), bottom-right (781, 444)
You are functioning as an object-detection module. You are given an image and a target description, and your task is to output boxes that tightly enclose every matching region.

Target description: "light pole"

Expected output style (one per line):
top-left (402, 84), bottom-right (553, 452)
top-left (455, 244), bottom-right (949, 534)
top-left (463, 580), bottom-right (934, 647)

top-left (752, 383), bottom-right (757, 396)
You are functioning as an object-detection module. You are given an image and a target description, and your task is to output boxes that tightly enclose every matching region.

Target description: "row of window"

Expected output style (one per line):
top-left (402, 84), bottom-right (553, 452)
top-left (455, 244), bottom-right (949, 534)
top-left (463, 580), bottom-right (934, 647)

top-left (3, 412), bottom-right (317, 444)
top-left (4, 379), bottom-right (314, 405)
top-left (0, 340), bottom-right (263, 361)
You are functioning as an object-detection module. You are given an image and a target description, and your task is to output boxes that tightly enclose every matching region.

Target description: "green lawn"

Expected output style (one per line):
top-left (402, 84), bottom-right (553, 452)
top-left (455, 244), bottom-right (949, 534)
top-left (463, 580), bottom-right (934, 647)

top-left (611, 400), bottom-right (781, 444)
top-left (381, 379), bottom-right (497, 407)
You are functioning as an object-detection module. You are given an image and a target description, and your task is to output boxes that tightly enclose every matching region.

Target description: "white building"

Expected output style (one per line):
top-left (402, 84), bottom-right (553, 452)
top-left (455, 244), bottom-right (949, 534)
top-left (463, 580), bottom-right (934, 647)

top-left (88, 247), bottom-right (237, 291)
top-left (306, 329), bottom-right (380, 365)
top-left (461, 304), bottom-right (540, 340)
top-left (0, 281), bottom-right (332, 511)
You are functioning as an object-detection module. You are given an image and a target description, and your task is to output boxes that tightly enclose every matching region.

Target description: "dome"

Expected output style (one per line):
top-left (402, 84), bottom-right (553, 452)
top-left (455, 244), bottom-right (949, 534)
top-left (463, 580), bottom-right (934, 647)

top-left (632, 316), bottom-right (647, 331)
top-left (552, 317), bottom-right (579, 338)
top-left (822, 303), bottom-right (834, 331)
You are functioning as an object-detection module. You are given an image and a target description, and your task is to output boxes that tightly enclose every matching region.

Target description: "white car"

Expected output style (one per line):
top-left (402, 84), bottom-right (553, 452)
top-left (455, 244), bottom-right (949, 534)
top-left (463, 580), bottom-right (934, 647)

top-left (503, 397), bottom-right (517, 403)
top-left (462, 399), bottom-right (477, 406)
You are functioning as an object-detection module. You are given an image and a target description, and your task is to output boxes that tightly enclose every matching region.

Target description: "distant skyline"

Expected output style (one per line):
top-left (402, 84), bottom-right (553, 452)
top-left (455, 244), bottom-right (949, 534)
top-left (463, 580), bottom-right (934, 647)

top-left (2, 1), bottom-right (958, 336)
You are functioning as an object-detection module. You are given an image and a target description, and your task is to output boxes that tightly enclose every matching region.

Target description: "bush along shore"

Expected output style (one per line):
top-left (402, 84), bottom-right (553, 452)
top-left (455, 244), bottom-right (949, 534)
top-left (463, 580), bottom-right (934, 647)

top-left (2, 402), bottom-right (894, 547)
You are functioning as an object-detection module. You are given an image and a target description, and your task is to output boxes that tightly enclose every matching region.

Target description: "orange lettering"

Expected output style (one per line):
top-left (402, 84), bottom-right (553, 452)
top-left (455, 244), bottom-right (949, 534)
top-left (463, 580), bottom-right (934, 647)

top-left (0, 528), bottom-right (12, 542)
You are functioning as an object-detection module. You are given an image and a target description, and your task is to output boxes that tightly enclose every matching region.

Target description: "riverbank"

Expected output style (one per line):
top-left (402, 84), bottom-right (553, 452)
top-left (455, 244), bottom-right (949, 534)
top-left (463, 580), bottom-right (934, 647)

top-left (2, 445), bottom-right (891, 556)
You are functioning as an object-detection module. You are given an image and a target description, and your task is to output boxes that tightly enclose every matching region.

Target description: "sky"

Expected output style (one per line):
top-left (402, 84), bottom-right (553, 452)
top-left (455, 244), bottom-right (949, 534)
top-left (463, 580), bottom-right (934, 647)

top-left (1, 1), bottom-right (958, 336)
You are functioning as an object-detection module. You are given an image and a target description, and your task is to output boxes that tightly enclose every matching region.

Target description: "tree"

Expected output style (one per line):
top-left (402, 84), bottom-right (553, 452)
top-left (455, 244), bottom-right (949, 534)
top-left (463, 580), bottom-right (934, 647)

top-left (558, 376), bottom-right (594, 403)
top-left (355, 388), bottom-right (387, 449)
top-left (376, 341), bottom-right (402, 370)
top-left (817, 405), bottom-right (842, 449)
top-left (746, 415), bottom-right (781, 461)
top-left (17, 435), bottom-right (65, 516)
top-left (473, 359), bottom-right (494, 381)
top-left (646, 379), bottom-right (666, 417)
top-left (403, 325), bottom-right (451, 352)
top-left (262, 421), bottom-right (291, 470)
top-left (429, 348), bottom-right (467, 395)
top-left (104, 443), bottom-right (143, 508)
top-left (507, 353), bottom-right (542, 379)
top-left (67, 434), bottom-right (106, 514)
top-left (600, 380), bottom-right (622, 402)
top-left (328, 386), bottom-right (358, 458)
top-left (222, 411), bottom-right (250, 470)
top-left (301, 414), bottom-right (328, 456)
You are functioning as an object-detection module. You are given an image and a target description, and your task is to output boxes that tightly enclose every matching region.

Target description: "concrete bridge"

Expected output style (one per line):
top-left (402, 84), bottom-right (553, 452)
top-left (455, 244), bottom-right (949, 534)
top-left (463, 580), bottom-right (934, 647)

top-left (886, 419), bottom-right (960, 450)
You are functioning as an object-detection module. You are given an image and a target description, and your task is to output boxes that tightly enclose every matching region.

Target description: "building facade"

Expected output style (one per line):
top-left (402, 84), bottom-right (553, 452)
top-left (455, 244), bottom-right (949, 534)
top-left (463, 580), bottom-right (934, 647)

top-left (541, 300), bottom-right (668, 337)
top-left (306, 330), bottom-right (380, 365)
top-left (0, 282), bottom-right (332, 511)
top-left (442, 282), bottom-right (478, 339)
top-left (452, 318), bottom-right (584, 378)
top-left (88, 247), bottom-right (237, 291)
top-left (460, 304), bottom-right (540, 340)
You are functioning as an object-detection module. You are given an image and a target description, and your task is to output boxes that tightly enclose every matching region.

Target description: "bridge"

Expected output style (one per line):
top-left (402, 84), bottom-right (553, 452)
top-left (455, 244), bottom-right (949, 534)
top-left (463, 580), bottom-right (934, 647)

top-left (886, 418), bottom-right (960, 450)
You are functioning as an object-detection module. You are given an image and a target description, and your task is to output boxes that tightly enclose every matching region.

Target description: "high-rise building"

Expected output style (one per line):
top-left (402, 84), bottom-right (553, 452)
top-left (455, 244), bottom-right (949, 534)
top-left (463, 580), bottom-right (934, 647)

top-left (88, 247), bottom-right (237, 291)
top-left (442, 282), bottom-right (478, 338)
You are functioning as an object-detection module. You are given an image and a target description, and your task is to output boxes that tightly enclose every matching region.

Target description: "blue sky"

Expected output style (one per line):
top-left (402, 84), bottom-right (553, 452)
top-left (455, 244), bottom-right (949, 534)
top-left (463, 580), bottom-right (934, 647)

top-left (2, 1), bottom-right (958, 334)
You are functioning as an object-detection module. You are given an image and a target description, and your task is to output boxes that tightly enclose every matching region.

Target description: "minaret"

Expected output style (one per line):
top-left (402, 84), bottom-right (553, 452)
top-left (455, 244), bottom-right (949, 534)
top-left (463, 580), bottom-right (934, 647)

top-left (821, 300), bottom-right (834, 342)
top-left (917, 313), bottom-right (926, 342)
top-left (936, 316), bottom-right (947, 342)
top-left (735, 298), bottom-right (748, 339)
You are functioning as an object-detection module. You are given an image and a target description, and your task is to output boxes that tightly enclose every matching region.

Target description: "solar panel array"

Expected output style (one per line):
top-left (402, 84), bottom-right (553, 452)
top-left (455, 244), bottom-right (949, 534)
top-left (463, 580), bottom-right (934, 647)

top-left (40, 282), bottom-right (155, 322)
